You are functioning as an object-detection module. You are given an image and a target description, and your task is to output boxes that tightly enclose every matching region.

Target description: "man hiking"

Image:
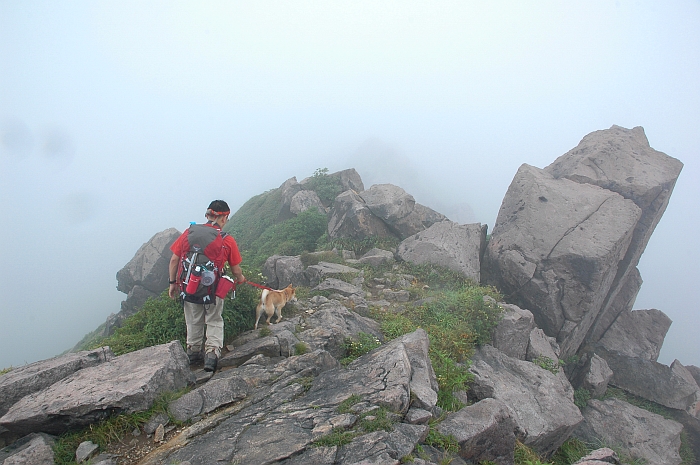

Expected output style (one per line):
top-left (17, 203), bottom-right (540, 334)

top-left (168, 200), bottom-right (246, 372)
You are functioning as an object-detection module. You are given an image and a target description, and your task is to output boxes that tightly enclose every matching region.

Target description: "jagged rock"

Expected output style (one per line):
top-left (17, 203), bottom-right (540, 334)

top-left (585, 266), bottom-right (643, 346)
top-left (75, 440), bottom-right (99, 463)
top-left (491, 303), bottom-right (534, 360)
top-left (381, 289), bottom-right (410, 302)
top-left (291, 190), bottom-right (325, 215)
top-left (313, 278), bottom-right (364, 297)
top-left (262, 255), bottom-right (309, 288)
top-left (0, 433), bottom-right (55, 465)
top-left (483, 163), bottom-right (641, 359)
top-left (526, 328), bottom-right (560, 364)
top-left (688, 365), bottom-right (700, 387)
top-left (572, 353), bottom-right (613, 398)
top-left (598, 308), bottom-right (672, 362)
top-left (573, 447), bottom-right (620, 464)
top-left (0, 341), bottom-right (195, 436)
top-left (546, 126), bottom-right (683, 343)
top-left (598, 349), bottom-right (700, 416)
top-left (468, 345), bottom-right (583, 456)
top-left (328, 190), bottom-right (395, 240)
top-left (298, 303), bottom-right (383, 359)
top-left (405, 407), bottom-right (432, 425)
top-left (143, 331), bottom-right (431, 465)
top-left (397, 220), bottom-right (485, 282)
top-left (143, 412), bottom-right (170, 435)
top-left (437, 398), bottom-right (518, 465)
top-left (358, 184), bottom-right (433, 239)
top-left (0, 347), bottom-right (113, 418)
top-left (324, 168), bottom-right (365, 193)
top-left (575, 397), bottom-right (683, 465)
top-left (170, 350), bottom-right (339, 422)
top-left (358, 247), bottom-right (396, 267)
top-left (220, 325), bottom-right (302, 368)
top-left (116, 228), bottom-right (180, 295)
top-left (305, 261), bottom-right (362, 287)
top-left (279, 176), bottom-right (304, 219)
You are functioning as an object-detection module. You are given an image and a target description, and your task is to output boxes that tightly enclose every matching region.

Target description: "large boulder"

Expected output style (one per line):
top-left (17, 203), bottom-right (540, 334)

top-left (116, 228), bottom-right (180, 295)
top-left (468, 345), bottom-right (583, 456)
top-left (262, 255), bottom-right (309, 288)
top-left (397, 220), bottom-right (486, 282)
top-left (327, 190), bottom-right (394, 240)
top-left (575, 397), bottom-right (683, 465)
top-left (0, 341), bottom-right (195, 436)
top-left (0, 432), bottom-right (56, 465)
top-left (437, 398), bottom-right (518, 465)
top-left (113, 228), bottom-right (180, 329)
top-left (491, 302), bottom-right (535, 360)
top-left (359, 184), bottom-right (446, 239)
top-left (305, 261), bottom-right (362, 288)
top-left (598, 349), bottom-right (700, 417)
top-left (598, 308), bottom-right (672, 362)
top-left (0, 347), bottom-right (113, 418)
top-left (290, 190), bottom-right (325, 215)
top-left (483, 163), bottom-right (641, 359)
top-left (545, 125), bottom-right (683, 345)
top-left (571, 353), bottom-right (613, 398)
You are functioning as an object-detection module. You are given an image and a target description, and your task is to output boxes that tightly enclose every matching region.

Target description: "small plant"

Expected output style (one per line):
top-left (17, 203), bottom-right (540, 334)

top-left (337, 394), bottom-right (363, 414)
top-left (0, 366), bottom-right (12, 376)
top-left (358, 407), bottom-right (395, 433)
top-left (340, 332), bottom-right (382, 366)
top-left (424, 426), bottom-right (460, 455)
top-left (310, 428), bottom-right (359, 447)
top-left (294, 342), bottom-right (309, 355)
top-left (306, 167), bottom-right (345, 204)
top-left (532, 356), bottom-right (560, 374)
top-left (573, 388), bottom-right (591, 409)
top-left (550, 437), bottom-right (589, 465)
top-left (293, 376), bottom-right (314, 392)
top-left (514, 440), bottom-right (552, 465)
top-left (258, 326), bottom-right (272, 337)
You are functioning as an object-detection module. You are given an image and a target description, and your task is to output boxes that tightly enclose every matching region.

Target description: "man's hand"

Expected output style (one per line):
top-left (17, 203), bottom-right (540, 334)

top-left (168, 283), bottom-right (178, 299)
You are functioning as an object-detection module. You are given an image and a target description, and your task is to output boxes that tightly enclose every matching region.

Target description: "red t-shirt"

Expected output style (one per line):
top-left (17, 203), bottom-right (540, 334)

top-left (170, 223), bottom-right (242, 270)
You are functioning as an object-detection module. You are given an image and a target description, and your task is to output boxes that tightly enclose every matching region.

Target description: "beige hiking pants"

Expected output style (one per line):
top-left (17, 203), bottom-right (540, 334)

top-left (183, 297), bottom-right (224, 357)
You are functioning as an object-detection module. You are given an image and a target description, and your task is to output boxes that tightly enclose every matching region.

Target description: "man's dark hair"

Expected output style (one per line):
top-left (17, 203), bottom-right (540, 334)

top-left (208, 200), bottom-right (230, 213)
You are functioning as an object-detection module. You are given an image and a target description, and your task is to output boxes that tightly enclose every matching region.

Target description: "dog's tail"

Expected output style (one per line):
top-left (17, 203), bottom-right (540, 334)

top-left (260, 289), bottom-right (270, 310)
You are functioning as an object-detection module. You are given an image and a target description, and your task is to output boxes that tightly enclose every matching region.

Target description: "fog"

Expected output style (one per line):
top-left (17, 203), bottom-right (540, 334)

top-left (1, 2), bottom-right (698, 370)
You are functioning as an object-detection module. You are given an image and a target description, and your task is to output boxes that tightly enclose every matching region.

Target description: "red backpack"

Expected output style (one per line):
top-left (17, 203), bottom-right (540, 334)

top-left (178, 223), bottom-right (227, 304)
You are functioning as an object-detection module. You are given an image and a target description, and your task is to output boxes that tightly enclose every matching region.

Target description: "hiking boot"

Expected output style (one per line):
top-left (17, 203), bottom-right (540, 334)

top-left (187, 347), bottom-right (203, 365)
top-left (203, 352), bottom-right (218, 372)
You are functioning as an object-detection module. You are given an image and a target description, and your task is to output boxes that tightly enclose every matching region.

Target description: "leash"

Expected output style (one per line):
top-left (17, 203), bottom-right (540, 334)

top-left (243, 280), bottom-right (274, 291)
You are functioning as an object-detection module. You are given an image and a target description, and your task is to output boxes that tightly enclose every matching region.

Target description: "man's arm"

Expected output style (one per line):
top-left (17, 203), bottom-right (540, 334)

top-left (231, 264), bottom-right (245, 284)
top-left (168, 253), bottom-right (180, 299)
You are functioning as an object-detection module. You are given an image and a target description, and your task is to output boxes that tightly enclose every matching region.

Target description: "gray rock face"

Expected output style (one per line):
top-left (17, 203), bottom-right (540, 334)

top-left (468, 345), bottom-right (583, 456)
top-left (358, 248), bottom-right (396, 268)
top-left (485, 126), bottom-right (682, 360)
top-left (0, 341), bottom-right (195, 435)
top-left (599, 349), bottom-right (700, 416)
top-left (112, 228), bottom-right (181, 333)
top-left (484, 163), bottom-right (641, 359)
top-left (0, 432), bottom-right (56, 465)
top-left (312, 278), bottom-right (365, 298)
top-left (328, 190), bottom-right (395, 240)
top-left (491, 303), bottom-right (534, 360)
top-left (572, 353), bottom-right (613, 398)
top-left (526, 328), bottom-right (560, 365)
top-left (437, 398), bottom-right (518, 465)
top-left (573, 448), bottom-right (620, 465)
top-left (545, 125), bottom-right (683, 346)
top-left (359, 184), bottom-right (441, 239)
top-left (397, 220), bottom-right (486, 282)
top-left (116, 228), bottom-right (180, 295)
top-left (598, 308), bottom-right (672, 362)
top-left (291, 189), bottom-right (325, 215)
top-left (262, 255), bottom-right (309, 288)
top-left (328, 168), bottom-right (365, 193)
top-left (575, 398), bottom-right (683, 465)
top-left (143, 331), bottom-right (431, 465)
top-left (305, 261), bottom-right (362, 287)
top-left (0, 347), bottom-right (113, 418)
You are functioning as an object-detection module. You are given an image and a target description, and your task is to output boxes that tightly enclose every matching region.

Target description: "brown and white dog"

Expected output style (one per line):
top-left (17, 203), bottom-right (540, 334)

top-left (255, 284), bottom-right (296, 329)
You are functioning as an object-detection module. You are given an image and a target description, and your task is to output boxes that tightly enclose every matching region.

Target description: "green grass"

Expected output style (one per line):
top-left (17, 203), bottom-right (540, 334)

top-left (340, 332), bottom-right (382, 366)
top-left (52, 389), bottom-right (188, 465)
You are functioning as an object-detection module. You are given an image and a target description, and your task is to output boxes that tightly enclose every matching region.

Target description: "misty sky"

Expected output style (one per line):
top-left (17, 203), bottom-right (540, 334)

top-left (1, 1), bottom-right (698, 370)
